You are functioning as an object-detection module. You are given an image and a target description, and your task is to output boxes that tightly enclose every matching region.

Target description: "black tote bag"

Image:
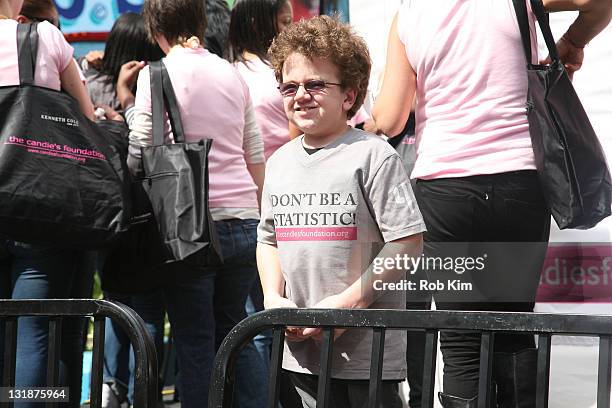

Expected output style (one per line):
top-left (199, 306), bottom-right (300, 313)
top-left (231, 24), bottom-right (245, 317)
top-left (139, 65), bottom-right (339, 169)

top-left (0, 23), bottom-right (130, 248)
top-left (512, 0), bottom-right (612, 229)
top-left (98, 120), bottom-right (168, 294)
top-left (141, 61), bottom-right (220, 261)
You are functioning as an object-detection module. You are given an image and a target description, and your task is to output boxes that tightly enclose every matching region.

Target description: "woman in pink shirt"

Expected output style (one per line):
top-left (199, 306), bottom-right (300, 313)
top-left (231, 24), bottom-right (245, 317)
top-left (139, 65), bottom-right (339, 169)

top-left (229, 0), bottom-right (298, 160)
top-left (0, 1), bottom-right (92, 114)
top-left (130, 1), bottom-right (266, 407)
top-left (371, 0), bottom-right (612, 406)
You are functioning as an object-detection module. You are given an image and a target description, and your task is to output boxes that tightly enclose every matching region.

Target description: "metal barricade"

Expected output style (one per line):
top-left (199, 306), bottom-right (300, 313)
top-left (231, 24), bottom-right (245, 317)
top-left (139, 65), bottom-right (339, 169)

top-left (0, 299), bottom-right (157, 408)
top-left (209, 309), bottom-right (612, 408)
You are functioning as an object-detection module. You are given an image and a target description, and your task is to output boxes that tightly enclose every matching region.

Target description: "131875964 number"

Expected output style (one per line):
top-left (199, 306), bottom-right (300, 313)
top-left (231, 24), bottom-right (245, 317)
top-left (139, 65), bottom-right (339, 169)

top-left (0, 387), bottom-right (69, 402)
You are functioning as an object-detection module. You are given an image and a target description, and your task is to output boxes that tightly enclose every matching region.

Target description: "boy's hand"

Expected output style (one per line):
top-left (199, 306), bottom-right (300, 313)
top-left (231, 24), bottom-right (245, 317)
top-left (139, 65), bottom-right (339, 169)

top-left (263, 294), bottom-right (298, 310)
top-left (285, 327), bottom-right (310, 342)
top-left (263, 295), bottom-right (309, 342)
top-left (301, 294), bottom-right (350, 342)
top-left (301, 327), bottom-right (347, 344)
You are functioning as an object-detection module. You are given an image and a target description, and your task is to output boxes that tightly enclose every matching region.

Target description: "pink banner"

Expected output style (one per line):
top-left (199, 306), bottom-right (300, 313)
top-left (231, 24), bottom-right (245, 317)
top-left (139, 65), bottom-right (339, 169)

top-left (276, 227), bottom-right (357, 241)
top-left (536, 244), bottom-right (612, 303)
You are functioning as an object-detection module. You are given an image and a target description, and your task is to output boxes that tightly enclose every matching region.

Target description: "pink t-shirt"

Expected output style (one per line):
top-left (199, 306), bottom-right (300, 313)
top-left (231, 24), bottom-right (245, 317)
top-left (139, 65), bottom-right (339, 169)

top-left (397, 0), bottom-right (538, 179)
top-left (235, 57), bottom-right (290, 160)
top-left (0, 20), bottom-right (73, 90)
top-left (134, 47), bottom-right (258, 209)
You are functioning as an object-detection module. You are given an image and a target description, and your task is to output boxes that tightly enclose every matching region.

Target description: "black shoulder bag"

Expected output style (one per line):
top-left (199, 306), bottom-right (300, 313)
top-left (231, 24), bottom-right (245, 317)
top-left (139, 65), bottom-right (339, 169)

top-left (0, 23), bottom-right (130, 248)
top-left (512, 0), bottom-right (611, 229)
top-left (141, 61), bottom-right (220, 261)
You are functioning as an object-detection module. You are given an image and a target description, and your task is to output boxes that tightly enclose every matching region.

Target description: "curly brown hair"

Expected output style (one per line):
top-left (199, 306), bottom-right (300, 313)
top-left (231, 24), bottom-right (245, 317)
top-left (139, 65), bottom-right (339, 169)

top-left (142, 0), bottom-right (206, 46)
top-left (269, 15), bottom-right (371, 119)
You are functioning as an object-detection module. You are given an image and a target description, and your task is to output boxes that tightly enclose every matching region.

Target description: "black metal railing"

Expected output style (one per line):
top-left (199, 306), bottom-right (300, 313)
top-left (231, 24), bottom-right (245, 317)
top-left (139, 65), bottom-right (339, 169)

top-left (0, 299), bottom-right (157, 408)
top-left (209, 309), bottom-right (612, 408)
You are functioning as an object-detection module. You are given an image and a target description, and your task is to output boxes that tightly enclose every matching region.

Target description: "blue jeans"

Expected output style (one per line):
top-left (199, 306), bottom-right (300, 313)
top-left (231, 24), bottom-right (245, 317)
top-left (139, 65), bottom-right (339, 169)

top-left (245, 292), bottom-right (272, 375)
top-left (102, 290), bottom-right (165, 404)
top-left (0, 240), bottom-right (78, 408)
top-left (63, 250), bottom-right (96, 408)
top-left (162, 219), bottom-right (267, 408)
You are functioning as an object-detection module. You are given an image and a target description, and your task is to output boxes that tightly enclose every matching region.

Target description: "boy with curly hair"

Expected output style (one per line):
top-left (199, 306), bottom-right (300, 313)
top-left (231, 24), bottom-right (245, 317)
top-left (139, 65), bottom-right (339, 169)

top-left (256, 15), bottom-right (426, 407)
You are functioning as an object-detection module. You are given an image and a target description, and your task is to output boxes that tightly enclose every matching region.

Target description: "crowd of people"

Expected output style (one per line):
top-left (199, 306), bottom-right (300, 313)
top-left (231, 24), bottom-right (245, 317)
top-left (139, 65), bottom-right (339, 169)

top-left (1, 0), bottom-right (611, 407)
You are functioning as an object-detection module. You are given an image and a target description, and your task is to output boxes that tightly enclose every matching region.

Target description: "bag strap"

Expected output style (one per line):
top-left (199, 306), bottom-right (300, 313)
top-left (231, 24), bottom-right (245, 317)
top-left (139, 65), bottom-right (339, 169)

top-left (149, 60), bottom-right (187, 145)
top-left (16, 22), bottom-right (39, 85)
top-left (512, 0), bottom-right (560, 64)
top-left (160, 62), bottom-right (186, 144)
top-left (530, 0), bottom-right (559, 62)
top-left (150, 61), bottom-right (165, 146)
top-left (512, 0), bottom-right (532, 63)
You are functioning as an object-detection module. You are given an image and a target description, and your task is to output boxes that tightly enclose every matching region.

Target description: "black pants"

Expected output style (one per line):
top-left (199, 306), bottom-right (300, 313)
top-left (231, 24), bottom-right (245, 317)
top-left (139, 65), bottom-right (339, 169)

top-left (414, 170), bottom-right (550, 398)
top-left (284, 370), bottom-right (403, 408)
top-left (405, 299), bottom-right (431, 408)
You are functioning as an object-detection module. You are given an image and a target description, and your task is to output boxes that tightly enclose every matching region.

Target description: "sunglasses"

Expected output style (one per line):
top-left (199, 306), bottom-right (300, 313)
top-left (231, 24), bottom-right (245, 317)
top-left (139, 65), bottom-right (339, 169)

top-left (22, 14), bottom-right (60, 29)
top-left (278, 80), bottom-right (342, 97)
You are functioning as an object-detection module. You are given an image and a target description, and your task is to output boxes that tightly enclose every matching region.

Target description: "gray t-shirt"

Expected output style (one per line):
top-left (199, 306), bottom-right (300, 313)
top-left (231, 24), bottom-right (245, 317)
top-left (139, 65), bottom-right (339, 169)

top-left (257, 128), bottom-right (426, 380)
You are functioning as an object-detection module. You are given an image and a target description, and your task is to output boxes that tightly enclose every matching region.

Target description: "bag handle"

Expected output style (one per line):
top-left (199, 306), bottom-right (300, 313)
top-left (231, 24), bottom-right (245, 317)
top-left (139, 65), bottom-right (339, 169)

top-left (16, 22), bottom-right (39, 85)
top-left (512, 0), bottom-right (532, 62)
top-left (160, 62), bottom-right (187, 144)
top-left (530, 0), bottom-right (560, 62)
top-left (150, 60), bottom-right (187, 145)
top-left (511, 0), bottom-right (560, 64)
top-left (150, 61), bottom-right (164, 146)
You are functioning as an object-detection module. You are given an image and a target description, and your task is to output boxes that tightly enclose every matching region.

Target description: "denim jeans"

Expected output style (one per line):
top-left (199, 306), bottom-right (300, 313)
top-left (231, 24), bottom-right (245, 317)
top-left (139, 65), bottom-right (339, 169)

top-left (245, 288), bottom-right (272, 375)
top-left (0, 240), bottom-right (78, 408)
top-left (102, 289), bottom-right (165, 404)
top-left (414, 171), bottom-right (550, 398)
top-left (162, 219), bottom-right (267, 408)
top-left (62, 250), bottom-right (96, 408)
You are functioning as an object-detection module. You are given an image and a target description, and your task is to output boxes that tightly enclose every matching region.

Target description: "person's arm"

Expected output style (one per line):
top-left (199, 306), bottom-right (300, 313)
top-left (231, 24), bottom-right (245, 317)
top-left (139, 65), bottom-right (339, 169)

top-left (541, 0), bottom-right (612, 78)
top-left (256, 242), bottom-right (307, 342)
top-left (60, 61), bottom-right (94, 121)
top-left (123, 104), bottom-right (136, 127)
top-left (127, 109), bottom-right (152, 176)
top-left (256, 174), bottom-right (307, 341)
top-left (243, 100), bottom-right (265, 207)
top-left (543, 0), bottom-right (612, 46)
top-left (247, 162), bottom-right (265, 209)
top-left (116, 60), bottom-right (146, 111)
top-left (256, 169), bottom-right (286, 306)
top-left (371, 14), bottom-right (416, 137)
top-left (257, 243), bottom-right (291, 308)
top-left (127, 67), bottom-right (153, 176)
